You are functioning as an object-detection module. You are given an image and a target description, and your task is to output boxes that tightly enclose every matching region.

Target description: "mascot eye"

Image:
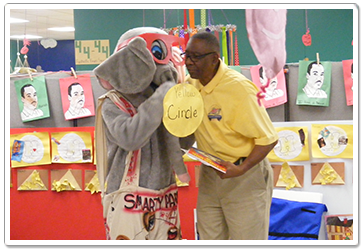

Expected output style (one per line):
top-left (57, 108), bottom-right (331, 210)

top-left (151, 40), bottom-right (167, 61)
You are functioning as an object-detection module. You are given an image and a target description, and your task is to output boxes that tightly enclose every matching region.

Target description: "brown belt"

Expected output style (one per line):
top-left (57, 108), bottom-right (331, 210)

top-left (234, 157), bottom-right (247, 165)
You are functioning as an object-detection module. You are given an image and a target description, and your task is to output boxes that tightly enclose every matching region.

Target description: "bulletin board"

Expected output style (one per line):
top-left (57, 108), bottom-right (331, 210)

top-left (8, 61), bottom-right (355, 241)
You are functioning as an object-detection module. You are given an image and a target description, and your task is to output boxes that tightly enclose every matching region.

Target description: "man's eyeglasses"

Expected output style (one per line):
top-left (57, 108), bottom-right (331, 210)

top-left (180, 52), bottom-right (216, 63)
top-left (116, 33), bottom-right (186, 66)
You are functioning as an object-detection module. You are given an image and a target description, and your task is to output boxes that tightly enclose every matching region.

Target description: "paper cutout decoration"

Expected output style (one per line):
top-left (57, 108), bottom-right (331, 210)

top-left (296, 60), bottom-right (332, 107)
top-left (272, 163), bottom-right (303, 190)
top-left (250, 65), bottom-right (287, 108)
top-left (51, 131), bottom-right (93, 163)
top-left (84, 170), bottom-right (100, 194)
top-left (302, 29), bottom-right (312, 46)
top-left (342, 59), bottom-right (353, 106)
top-left (51, 169), bottom-right (82, 192)
top-left (311, 162), bottom-right (345, 185)
top-left (325, 214), bottom-right (353, 240)
top-left (10, 132), bottom-right (51, 168)
top-left (268, 127), bottom-right (309, 162)
top-left (311, 124), bottom-right (353, 158)
top-left (14, 76), bottom-right (50, 122)
top-left (11, 140), bottom-right (24, 162)
top-left (59, 74), bottom-right (95, 120)
top-left (163, 83), bottom-right (204, 137)
top-left (17, 169), bottom-right (48, 191)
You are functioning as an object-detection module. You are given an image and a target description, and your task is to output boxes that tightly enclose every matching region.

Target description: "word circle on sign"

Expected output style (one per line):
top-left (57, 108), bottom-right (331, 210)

top-left (163, 83), bottom-right (204, 137)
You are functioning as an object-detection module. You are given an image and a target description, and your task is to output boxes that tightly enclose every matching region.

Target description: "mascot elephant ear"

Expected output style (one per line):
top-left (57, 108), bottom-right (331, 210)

top-left (94, 37), bottom-right (157, 94)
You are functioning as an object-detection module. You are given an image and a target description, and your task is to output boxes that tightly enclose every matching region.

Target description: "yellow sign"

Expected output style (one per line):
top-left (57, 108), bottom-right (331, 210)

top-left (75, 40), bottom-right (109, 65)
top-left (163, 83), bottom-right (204, 137)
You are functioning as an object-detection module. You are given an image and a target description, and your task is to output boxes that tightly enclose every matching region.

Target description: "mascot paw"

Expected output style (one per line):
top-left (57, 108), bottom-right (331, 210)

top-left (177, 173), bottom-right (190, 183)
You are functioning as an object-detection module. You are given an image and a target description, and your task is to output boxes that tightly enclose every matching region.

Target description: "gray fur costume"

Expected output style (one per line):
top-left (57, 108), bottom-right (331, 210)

top-left (94, 27), bottom-right (193, 194)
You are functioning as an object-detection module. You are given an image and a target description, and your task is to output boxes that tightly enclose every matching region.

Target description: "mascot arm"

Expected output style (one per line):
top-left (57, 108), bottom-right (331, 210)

top-left (102, 81), bottom-right (175, 151)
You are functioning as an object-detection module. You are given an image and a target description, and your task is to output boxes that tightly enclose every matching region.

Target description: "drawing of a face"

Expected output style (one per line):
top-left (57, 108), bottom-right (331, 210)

top-left (306, 63), bottom-right (325, 90)
top-left (21, 85), bottom-right (38, 110)
top-left (260, 69), bottom-right (278, 89)
top-left (68, 83), bottom-right (85, 109)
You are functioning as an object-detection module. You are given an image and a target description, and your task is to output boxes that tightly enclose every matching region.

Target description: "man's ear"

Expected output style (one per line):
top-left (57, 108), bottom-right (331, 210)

top-left (94, 37), bottom-right (157, 94)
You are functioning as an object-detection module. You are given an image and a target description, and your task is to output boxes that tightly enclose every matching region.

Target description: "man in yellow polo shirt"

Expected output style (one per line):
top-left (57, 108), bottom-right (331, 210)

top-left (182, 32), bottom-right (278, 240)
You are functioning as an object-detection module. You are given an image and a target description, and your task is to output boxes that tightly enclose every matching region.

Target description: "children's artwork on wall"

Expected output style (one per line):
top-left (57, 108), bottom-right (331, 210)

top-left (268, 126), bottom-right (309, 162)
top-left (325, 214), bottom-right (353, 240)
top-left (17, 169), bottom-right (48, 191)
top-left (84, 170), bottom-right (100, 194)
top-left (272, 162), bottom-right (304, 190)
top-left (296, 60), bottom-right (332, 107)
top-left (51, 169), bottom-right (82, 192)
top-left (10, 132), bottom-right (51, 168)
top-left (311, 124), bottom-right (353, 158)
top-left (342, 59), bottom-right (353, 106)
top-left (311, 162), bottom-right (345, 185)
top-left (51, 131), bottom-right (93, 163)
top-left (250, 65), bottom-right (287, 108)
top-left (14, 76), bottom-right (50, 122)
top-left (59, 74), bottom-right (95, 120)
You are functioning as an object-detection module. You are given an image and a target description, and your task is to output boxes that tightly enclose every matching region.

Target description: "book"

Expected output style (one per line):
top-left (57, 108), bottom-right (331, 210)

top-left (182, 147), bottom-right (227, 173)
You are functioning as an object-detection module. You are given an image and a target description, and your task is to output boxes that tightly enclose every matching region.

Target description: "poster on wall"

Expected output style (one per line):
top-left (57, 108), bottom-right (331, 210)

top-left (14, 76), bottom-right (50, 122)
top-left (51, 131), bottom-right (93, 163)
top-left (268, 126), bottom-right (310, 162)
top-left (10, 132), bottom-right (51, 168)
top-left (311, 162), bottom-right (345, 185)
top-left (59, 74), bottom-right (95, 120)
top-left (51, 169), bottom-right (82, 192)
top-left (311, 124), bottom-right (353, 159)
top-left (296, 60), bottom-right (332, 107)
top-left (17, 169), bottom-right (49, 191)
top-left (75, 40), bottom-right (110, 65)
top-left (325, 214), bottom-right (353, 240)
top-left (272, 162), bottom-right (304, 190)
top-left (250, 65), bottom-right (287, 108)
top-left (342, 59), bottom-right (353, 106)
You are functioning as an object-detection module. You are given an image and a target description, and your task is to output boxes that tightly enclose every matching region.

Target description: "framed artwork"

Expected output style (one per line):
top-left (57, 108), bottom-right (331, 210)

top-left (14, 76), bottom-right (50, 122)
top-left (296, 60), bottom-right (332, 107)
top-left (250, 65), bottom-right (287, 108)
top-left (59, 74), bottom-right (95, 120)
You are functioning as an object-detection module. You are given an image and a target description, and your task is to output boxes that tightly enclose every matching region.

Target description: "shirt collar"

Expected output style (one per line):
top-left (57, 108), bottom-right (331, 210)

top-left (201, 59), bottom-right (227, 94)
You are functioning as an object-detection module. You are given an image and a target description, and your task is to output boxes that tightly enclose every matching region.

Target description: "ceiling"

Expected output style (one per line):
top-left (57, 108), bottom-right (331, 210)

top-left (10, 9), bottom-right (75, 40)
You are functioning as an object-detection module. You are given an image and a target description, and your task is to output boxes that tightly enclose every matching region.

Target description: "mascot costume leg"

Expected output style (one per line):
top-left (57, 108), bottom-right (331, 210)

top-left (94, 27), bottom-right (194, 240)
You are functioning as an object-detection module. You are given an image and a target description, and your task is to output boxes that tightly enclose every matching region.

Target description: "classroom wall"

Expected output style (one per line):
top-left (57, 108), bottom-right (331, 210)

top-left (10, 8), bottom-right (354, 72)
top-left (73, 8), bottom-right (353, 71)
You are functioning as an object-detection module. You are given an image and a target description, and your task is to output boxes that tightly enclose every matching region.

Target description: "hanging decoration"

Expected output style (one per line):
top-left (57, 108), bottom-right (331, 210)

top-left (200, 9), bottom-right (206, 28)
top-left (246, 9), bottom-right (287, 106)
top-left (20, 38), bottom-right (31, 55)
top-left (160, 10), bottom-right (237, 66)
top-left (234, 32), bottom-right (240, 66)
top-left (302, 10), bottom-right (312, 46)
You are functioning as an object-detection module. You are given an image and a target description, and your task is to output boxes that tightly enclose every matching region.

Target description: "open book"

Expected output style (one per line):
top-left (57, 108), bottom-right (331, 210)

top-left (182, 147), bottom-right (226, 173)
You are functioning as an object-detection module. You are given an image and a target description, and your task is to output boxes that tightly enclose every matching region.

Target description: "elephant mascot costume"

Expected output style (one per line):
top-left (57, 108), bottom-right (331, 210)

top-left (94, 27), bottom-right (194, 240)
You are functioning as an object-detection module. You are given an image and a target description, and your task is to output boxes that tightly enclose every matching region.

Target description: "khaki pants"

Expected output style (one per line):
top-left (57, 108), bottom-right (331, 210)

top-left (196, 158), bottom-right (273, 240)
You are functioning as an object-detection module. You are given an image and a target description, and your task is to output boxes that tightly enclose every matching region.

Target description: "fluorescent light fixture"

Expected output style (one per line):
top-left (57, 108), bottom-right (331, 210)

top-left (48, 27), bottom-right (75, 32)
top-left (10, 34), bottom-right (43, 40)
top-left (10, 17), bottom-right (29, 23)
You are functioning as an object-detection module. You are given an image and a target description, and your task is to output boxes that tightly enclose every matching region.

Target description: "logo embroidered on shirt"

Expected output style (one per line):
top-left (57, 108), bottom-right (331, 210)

top-left (208, 108), bottom-right (222, 121)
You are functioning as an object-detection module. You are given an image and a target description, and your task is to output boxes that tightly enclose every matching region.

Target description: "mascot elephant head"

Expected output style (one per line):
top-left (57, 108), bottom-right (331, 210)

top-left (94, 27), bottom-right (186, 93)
